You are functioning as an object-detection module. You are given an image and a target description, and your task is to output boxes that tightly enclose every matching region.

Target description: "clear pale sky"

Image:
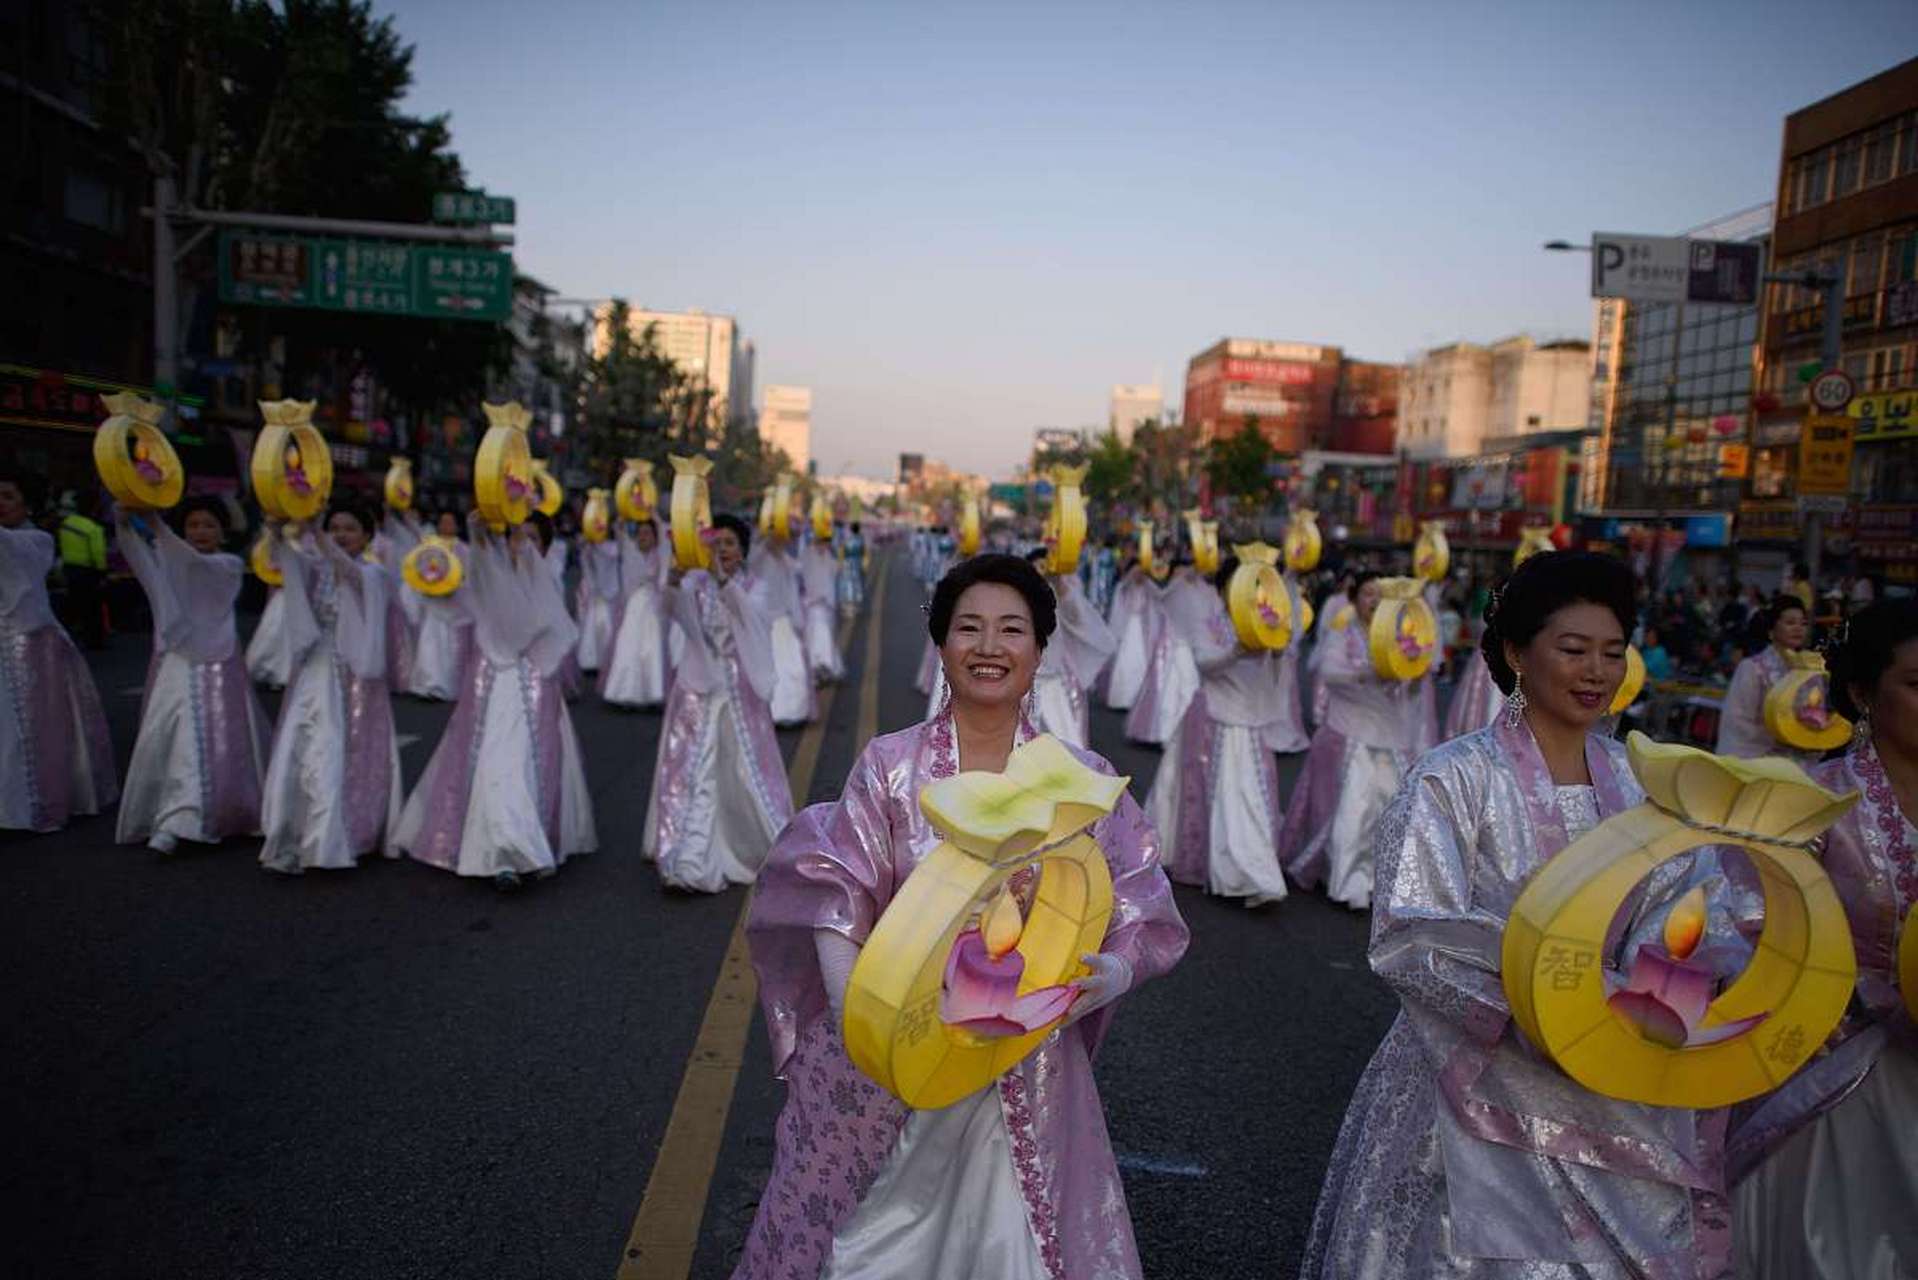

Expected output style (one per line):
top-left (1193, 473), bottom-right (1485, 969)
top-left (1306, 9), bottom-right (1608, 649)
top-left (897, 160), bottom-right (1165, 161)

top-left (394, 0), bottom-right (1916, 479)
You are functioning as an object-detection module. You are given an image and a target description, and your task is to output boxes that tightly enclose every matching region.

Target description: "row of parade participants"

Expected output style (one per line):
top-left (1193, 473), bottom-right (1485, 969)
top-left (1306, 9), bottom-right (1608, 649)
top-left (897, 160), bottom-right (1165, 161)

top-left (0, 473), bottom-right (865, 893)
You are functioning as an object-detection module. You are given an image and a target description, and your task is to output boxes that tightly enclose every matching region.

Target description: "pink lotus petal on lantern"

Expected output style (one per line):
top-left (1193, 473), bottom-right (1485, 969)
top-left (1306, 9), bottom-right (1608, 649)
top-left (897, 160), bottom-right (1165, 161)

top-left (1004, 984), bottom-right (1079, 1030)
top-left (1797, 705), bottom-right (1829, 729)
top-left (939, 929), bottom-right (1028, 1027)
top-left (1258, 603), bottom-right (1281, 627)
top-left (1684, 1011), bottom-right (1770, 1046)
top-left (1623, 945), bottom-right (1715, 1029)
top-left (1608, 990), bottom-right (1690, 1048)
top-left (942, 1013), bottom-right (1030, 1039)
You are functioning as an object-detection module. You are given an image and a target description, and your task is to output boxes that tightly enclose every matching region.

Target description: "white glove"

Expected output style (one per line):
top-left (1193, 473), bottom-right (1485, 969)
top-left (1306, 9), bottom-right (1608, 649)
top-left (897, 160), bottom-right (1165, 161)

top-left (816, 930), bottom-right (861, 1024)
top-left (1063, 951), bottom-right (1132, 1026)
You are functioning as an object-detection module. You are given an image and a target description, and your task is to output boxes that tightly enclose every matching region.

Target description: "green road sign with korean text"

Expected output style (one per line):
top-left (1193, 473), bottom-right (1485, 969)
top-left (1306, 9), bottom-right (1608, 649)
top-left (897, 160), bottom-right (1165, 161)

top-left (219, 231), bottom-right (512, 322)
top-left (432, 191), bottom-right (516, 224)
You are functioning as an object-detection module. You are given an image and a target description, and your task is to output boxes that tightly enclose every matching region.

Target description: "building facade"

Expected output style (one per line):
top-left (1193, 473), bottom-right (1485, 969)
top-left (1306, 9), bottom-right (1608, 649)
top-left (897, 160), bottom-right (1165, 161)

top-left (1759, 56), bottom-right (1918, 584)
top-left (1329, 360), bottom-right (1402, 454)
top-left (594, 304), bottom-right (750, 428)
top-left (1107, 384), bottom-right (1162, 444)
top-left (1182, 339), bottom-right (1342, 452)
top-left (761, 384), bottom-right (812, 474)
top-left (1399, 336), bottom-right (1589, 460)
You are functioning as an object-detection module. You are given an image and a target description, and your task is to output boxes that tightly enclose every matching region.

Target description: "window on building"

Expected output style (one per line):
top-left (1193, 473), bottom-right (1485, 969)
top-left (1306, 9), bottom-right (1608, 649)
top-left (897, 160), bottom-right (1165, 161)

top-left (1866, 121), bottom-right (1897, 185)
top-left (1799, 147), bottom-right (1829, 209)
top-left (1903, 112), bottom-right (1918, 177)
top-left (1851, 232), bottom-right (1883, 297)
top-left (1870, 346), bottom-right (1905, 391)
top-left (62, 168), bottom-right (122, 232)
top-left (1833, 137), bottom-right (1863, 197)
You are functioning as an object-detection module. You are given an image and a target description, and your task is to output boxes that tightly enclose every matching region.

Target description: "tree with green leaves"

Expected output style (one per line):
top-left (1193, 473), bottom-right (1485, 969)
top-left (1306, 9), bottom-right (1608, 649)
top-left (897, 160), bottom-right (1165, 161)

top-left (1207, 416), bottom-right (1277, 514)
top-left (1082, 427), bottom-right (1135, 506)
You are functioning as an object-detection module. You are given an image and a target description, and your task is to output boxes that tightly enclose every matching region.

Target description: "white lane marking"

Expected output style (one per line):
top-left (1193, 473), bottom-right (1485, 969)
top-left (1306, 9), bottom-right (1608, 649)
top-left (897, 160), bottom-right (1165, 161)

top-left (1116, 1151), bottom-right (1209, 1178)
top-left (396, 733), bottom-right (421, 750)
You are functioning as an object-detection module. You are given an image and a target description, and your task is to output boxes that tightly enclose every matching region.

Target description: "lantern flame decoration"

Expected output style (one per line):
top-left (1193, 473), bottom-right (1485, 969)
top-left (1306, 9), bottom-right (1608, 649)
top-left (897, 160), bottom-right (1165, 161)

top-left (1762, 650), bottom-right (1853, 752)
top-left (251, 400), bottom-right (332, 522)
top-left (667, 454), bottom-right (715, 571)
top-left (615, 458), bottom-right (658, 523)
top-left (473, 401), bottom-right (535, 532)
top-left (810, 492), bottom-right (833, 542)
top-left (1283, 509), bottom-right (1322, 573)
top-left (1413, 519), bottom-right (1449, 583)
top-left (1515, 526), bottom-right (1556, 565)
top-left (581, 488), bottom-right (613, 543)
top-left (1042, 465), bottom-right (1088, 575)
top-left (383, 457), bottom-right (415, 512)
top-left (95, 392), bottom-right (185, 512)
top-left (401, 535), bottom-right (464, 597)
top-left (958, 492), bottom-right (982, 557)
top-left (1226, 542), bottom-right (1292, 651)
top-left (1501, 734), bottom-right (1858, 1107)
top-left (1368, 577), bottom-right (1438, 680)
top-left (843, 735), bottom-right (1125, 1109)
top-left (532, 460), bottom-right (563, 517)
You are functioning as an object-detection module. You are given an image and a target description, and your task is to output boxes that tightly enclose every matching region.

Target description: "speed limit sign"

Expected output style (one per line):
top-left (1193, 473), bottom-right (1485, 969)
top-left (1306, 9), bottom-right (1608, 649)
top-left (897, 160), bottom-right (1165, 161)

top-left (1809, 369), bottom-right (1855, 412)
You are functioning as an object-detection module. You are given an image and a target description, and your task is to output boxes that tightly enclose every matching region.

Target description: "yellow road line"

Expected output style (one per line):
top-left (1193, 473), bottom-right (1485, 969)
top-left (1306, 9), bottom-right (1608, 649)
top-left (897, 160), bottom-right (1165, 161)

top-left (616, 559), bottom-right (891, 1280)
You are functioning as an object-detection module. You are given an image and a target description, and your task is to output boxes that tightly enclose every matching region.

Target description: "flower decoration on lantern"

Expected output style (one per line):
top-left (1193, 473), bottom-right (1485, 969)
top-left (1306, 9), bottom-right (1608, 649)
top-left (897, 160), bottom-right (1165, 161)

top-left (94, 392), bottom-right (185, 512)
top-left (1501, 734), bottom-right (1858, 1107)
top-left (252, 400), bottom-right (332, 522)
top-left (615, 458), bottom-right (657, 523)
top-left (1368, 577), bottom-right (1437, 680)
top-left (1762, 650), bottom-right (1852, 752)
top-left (401, 535), bottom-right (464, 597)
top-left (1227, 542), bottom-right (1292, 651)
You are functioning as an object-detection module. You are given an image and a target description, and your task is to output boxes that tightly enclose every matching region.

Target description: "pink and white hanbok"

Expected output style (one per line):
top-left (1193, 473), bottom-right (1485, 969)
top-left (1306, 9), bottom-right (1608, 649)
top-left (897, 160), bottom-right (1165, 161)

top-left (734, 706), bottom-right (1190, 1279)
top-left (1259, 574), bottom-right (1310, 753)
top-left (0, 523), bottom-right (116, 831)
top-left (115, 517), bottom-right (270, 848)
top-left (642, 567), bottom-right (794, 892)
top-left (1101, 569), bottom-right (1158, 712)
top-left (1275, 615), bottom-right (1419, 909)
top-left (599, 522), bottom-right (669, 708)
top-left (573, 537), bottom-right (621, 673)
top-left (751, 539), bottom-right (816, 727)
top-left (393, 527), bottom-right (596, 878)
top-left (1145, 581), bottom-right (1289, 904)
top-left (1123, 570), bottom-right (1201, 746)
top-left (245, 585), bottom-right (292, 689)
top-left (1030, 574), bottom-right (1114, 749)
top-left (373, 512), bottom-right (423, 690)
top-left (800, 540), bottom-right (844, 683)
top-left (257, 532), bottom-right (401, 873)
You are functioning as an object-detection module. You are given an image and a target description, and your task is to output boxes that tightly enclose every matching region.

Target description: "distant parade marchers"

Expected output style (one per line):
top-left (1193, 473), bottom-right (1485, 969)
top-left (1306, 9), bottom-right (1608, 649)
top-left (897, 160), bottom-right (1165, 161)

top-left (1, 394), bottom-right (1913, 1279)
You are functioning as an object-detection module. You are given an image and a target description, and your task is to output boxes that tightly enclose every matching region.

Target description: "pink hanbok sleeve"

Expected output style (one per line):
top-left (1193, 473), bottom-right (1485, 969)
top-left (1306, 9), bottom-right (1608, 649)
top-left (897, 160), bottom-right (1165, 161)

top-left (118, 519), bottom-right (243, 662)
top-left (724, 575), bottom-right (778, 702)
top-left (464, 532), bottom-right (576, 675)
top-left (319, 536), bottom-right (390, 681)
top-left (1164, 578), bottom-right (1237, 675)
top-left (272, 535), bottom-right (326, 670)
top-left (665, 572), bottom-right (722, 695)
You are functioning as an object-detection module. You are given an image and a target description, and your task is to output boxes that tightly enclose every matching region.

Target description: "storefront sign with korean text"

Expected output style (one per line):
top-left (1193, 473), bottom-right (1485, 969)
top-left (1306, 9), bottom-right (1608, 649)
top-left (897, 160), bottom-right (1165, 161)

top-left (1796, 415), bottom-right (1855, 495)
top-left (1850, 389), bottom-right (1917, 442)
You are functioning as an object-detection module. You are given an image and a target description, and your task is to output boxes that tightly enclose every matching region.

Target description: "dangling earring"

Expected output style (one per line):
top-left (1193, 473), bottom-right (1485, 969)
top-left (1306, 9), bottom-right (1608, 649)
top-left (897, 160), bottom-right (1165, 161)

top-left (1851, 706), bottom-right (1871, 749)
top-left (1503, 670), bottom-right (1527, 729)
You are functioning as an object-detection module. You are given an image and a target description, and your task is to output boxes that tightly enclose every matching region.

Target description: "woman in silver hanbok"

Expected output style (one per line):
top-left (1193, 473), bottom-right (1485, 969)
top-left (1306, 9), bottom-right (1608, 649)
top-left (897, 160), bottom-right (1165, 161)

top-left (1715, 595), bottom-right (1820, 768)
top-left (1123, 564), bottom-right (1202, 746)
top-left (114, 503), bottom-right (270, 852)
top-left (1102, 563), bottom-right (1158, 712)
top-left (801, 534), bottom-right (844, 683)
top-left (0, 479), bottom-right (117, 832)
top-left (751, 534), bottom-right (817, 726)
top-left (573, 532), bottom-right (621, 674)
top-left (1277, 574), bottom-right (1420, 910)
top-left (1305, 551), bottom-right (1750, 1279)
top-left (257, 507), bottom-right (402, 873)
top-left (599, 518), bottom-right (669, 708)
top-left (1731, 598), bottom-right (1918, 1278)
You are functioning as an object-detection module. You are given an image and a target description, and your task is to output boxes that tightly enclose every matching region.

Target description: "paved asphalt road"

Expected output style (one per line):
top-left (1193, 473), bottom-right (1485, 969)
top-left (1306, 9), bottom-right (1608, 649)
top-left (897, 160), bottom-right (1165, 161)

top-left (4, 550), bottom-right (1401, 1280)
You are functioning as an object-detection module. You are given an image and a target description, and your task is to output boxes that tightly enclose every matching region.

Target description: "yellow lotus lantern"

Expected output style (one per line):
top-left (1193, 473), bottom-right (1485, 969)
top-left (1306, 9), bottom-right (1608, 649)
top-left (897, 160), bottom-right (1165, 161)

top-left (401, 535), bottom-right (465, 597)
top-left (614, 458), bottom-right (658, 523)
top-left (1900, 904), bottom-right (1918, 1022)
top-left (959, 493), bottom-right (981, 557)
top-left (810, 493), bottom-right (832, 541)
top-left (1227, 542), bottom-right (1292, 651)
top-left (668, 453), bottom-right (714, 571)
top-left (1298, 592), bottom-right (1315, 635)
top-left (1502, 734), bottom-right (1858, 1107)
top-left (383, 457), bottom-right (415, 513)
top-left (1413, 519), bottom-right (1449, 583)
top-left (842, 735), bottom-right (1126, 1110)
top-left (1184, 510), bottom-right (1220, 576)
top-left (1042, 464), bottom-right (1088, 575)
top-left (766, 475), bottom-right (795, 545)
top-left (581, 488), bottom-right (612, 543)
top-left (1515, 526), bottom-right (1556, 565)
top-left (1368, 577), bottom-right (1437, 680)
top-left (1137, 519), bottom-right (1156, 576)
top-left (1284, 509), bottom-right (1322, 573)
top-left (1762, 650), bottom-right (1852, 752)
top-left (252, 400), bottom-right (332, 522)
top-left (94, 392), bottom-right (184, 512)
top-left (249, 530), bottom-right (284, 586)
top-left (532, 460), bottom-right (563, 517)
top-left (473, 401), bottom-right (535, 532)
top-left (1329, 604), bottom-right (1355, 632)
top-left (1611, 644), bottom-right (1647, 715)
top-left (757, 490), bottom-right (774, 538)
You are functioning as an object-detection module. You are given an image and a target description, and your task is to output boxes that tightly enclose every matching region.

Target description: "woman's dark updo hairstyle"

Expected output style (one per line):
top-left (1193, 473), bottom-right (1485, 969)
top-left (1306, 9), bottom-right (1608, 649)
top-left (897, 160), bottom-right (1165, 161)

top-left (1763, 593), bottom-right (1808, 631)
top-left (928, 553), bottom-right (1056, 649)
top-left (711, 511), bottom-right (751, 557)
top-left (1213, 554), bottom-right (1238, 592)
top-left (1347, 569), bottom-right (1384, 602)
top-left (1480, 550), bottom-right (1636, 694)
top-left (170, 496), bottom-right (229, 540)
top-left (1827, 598), bottom-right (1918, 720)
top-left (525, 510), bottom-right (555, 552)
top-left (325, 501), bottom-right (375, 537)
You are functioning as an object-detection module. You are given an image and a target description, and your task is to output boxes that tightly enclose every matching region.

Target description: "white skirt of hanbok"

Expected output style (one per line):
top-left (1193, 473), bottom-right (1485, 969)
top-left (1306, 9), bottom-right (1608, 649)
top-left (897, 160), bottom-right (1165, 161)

top-left (805, 601), bottom-right (844, 683)
top-left (643, 693), bottom-right (783, 893)
top-left (1733, 1043), bottom-right (1918, 1278)
top-left (1276, 726), bottom-right (1409, 910)
top-left (576, 594), bottom-right (618, 672)
top-left (259, 647), bottom-right (402, 873)
top-left (405, 611), bottom-right (470, 700)
top-left (116, 651), bottom-right (271, 846)
top-left (1032, 670), bottom-right (1087, 748)
top-left (1147, 711), bottom-right (1287, 906)
top-left (821, 1084), bottom-right (1049, 1280)
top-left (1104, 610), bottom-right (1150, 710)
top-left (769, 616), bottom-right (815, 725)
top-left (245, 589), bottom-right (291, 688)
top-left (1138, 641), bottom-right (1199, 745)
top-left (601, 588), bottom-right (667, 708)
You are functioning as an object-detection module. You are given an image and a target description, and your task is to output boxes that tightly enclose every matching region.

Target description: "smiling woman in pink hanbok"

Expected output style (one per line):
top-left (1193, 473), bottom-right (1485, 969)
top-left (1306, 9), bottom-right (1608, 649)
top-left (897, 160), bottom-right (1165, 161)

top-left (114, 502), bottom-right (270, 852)
top-left (642, 514), bottom-right (794, 893)
top-left (1305, 552), bottom-right (1754, 1279)
top-left (0, 478), bottom-right (117, 832)
top-left (1146, 558), bottom-right (1290, 905)
top-left (257, 507), bottom-right (401, 873)
top-left (1275, 573), bottom-right (1420, 910)
top-left (735, 553), bottom-right (1188, 1280)
top-left (1731, 598), bottom-right (1918, 1278)
top-left (599, 518), bottom-right (669, 708)
top-left (393, 514), bottom-right (596, 888)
